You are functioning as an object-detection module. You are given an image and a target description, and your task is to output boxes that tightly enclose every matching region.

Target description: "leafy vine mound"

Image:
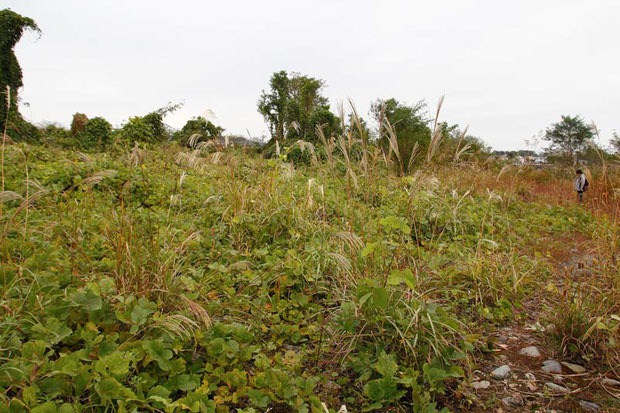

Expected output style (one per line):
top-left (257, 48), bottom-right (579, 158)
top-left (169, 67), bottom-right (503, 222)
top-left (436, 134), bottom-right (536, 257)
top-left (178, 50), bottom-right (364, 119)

top-left (1, 141), bottom-right (617, 412)
top-left (0, 9), bottom-right (40, 142)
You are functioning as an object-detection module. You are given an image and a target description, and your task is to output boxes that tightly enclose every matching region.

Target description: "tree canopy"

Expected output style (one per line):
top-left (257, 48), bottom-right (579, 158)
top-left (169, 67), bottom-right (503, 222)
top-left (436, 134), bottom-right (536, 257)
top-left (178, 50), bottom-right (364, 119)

top-left (370, 98), bottom-right (431, 172)
top-left (0, 9), bottom-right (40, 139)
top-left (257, 71), bottom-right (338, 143)
top-left (544, 115), bottom-right (594, 165)
top-left (611, 131), bottom-right (620, 154)
top-left (172, 116), bottom-right (224, 146)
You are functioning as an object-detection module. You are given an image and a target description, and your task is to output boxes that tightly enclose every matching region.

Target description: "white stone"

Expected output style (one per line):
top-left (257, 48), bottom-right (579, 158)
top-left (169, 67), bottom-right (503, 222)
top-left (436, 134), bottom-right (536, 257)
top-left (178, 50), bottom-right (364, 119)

top-left (471, 380), bottom-right (491, 389)
top-left (490, 365), bottom-right (512, 379)
top-left (601, 378), bottom-right (620, 387)
top-left (579, 400), bottom-right (599, 412)
top-left (541, 360), bottom-right (562, 374)
top-left (501, 396), bottom-right (522, 407)
top-left (545, 382), bottom-right (569, 393)
top-left (518, 346), bottom-right (541, 357)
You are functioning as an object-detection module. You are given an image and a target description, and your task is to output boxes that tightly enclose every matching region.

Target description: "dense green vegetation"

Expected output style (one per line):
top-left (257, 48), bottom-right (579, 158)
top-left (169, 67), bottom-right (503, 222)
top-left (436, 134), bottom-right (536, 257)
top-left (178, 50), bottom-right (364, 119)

top-left (0, 9), bottom-right (40, 142)
top-left (1, 135), bottom-right (618, 411)
top-left (1, 8), bottom-right (619, 412)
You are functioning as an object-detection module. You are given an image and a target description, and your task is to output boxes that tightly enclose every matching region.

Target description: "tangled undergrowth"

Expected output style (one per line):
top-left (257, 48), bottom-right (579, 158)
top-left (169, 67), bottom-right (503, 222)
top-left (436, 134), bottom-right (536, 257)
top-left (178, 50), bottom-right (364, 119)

top-left (0, 141), bottom-right (617, 412)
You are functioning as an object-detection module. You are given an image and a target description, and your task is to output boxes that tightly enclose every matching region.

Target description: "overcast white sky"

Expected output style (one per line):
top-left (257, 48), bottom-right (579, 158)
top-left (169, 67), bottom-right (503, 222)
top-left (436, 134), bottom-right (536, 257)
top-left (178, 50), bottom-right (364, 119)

top-left (5, 0), bottom-right (619, 150)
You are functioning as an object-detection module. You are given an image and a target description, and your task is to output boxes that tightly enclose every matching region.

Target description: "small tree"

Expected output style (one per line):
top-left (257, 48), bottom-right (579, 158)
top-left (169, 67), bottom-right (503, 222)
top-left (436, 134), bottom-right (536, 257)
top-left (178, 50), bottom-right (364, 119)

top-left (370, 98), bottom-right (431, 172)
top-left (117, 112), bottom-right (168, 145)
top-left (257, 71), bottom-right (337, 144)
top-left (80, 117), bottom-right (112, 150)
top-left (0, 9), bottom-right (40, 141)
top-left (544, 115), bottom-right (593, 166)
top-left (70, 113), bottom-right (88, 136)
top-left (173, 116), bottom-right (223, 147)
top-left (611, 130), bottom-right (620, 154)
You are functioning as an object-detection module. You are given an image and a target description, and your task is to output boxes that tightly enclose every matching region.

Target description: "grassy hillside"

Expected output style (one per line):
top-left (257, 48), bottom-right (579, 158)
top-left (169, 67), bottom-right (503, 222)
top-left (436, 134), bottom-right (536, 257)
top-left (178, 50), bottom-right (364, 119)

top-left (0, 142), bottom-right (618, 412)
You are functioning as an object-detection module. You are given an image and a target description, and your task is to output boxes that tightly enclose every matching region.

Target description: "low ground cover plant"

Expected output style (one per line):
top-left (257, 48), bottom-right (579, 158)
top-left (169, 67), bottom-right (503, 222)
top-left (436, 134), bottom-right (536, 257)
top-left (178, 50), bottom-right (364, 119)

top-left (0, 136), bottom-right (617, 412)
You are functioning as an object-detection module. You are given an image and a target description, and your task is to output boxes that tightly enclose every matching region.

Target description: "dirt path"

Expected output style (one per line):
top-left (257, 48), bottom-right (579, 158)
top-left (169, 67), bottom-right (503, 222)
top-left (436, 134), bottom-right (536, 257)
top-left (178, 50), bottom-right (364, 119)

top-left (467, 235), bottom-right (620, 412)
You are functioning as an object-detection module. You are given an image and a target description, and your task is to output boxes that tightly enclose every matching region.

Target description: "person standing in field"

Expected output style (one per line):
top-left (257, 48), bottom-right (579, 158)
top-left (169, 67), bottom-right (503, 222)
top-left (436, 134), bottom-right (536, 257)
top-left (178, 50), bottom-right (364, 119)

top-left (574, 169), bottom-right (588, 203)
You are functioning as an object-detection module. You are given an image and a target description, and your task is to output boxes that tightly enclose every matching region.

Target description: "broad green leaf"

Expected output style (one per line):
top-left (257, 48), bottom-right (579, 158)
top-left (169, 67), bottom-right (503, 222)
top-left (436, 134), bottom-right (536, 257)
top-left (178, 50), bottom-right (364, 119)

top-left (165, 374), bottom-right (200, 391)
top-left (372, 352), bottom-right (399, 377)
top-left (387, 268), bottom-right (416, 290)
top-left (142, 340), bottom-right (173, 371)
top-left (207, 338), bottom-right (226, 357)
top-left (71, 288), bottom-right (102, 311)
top-left (95, 351), bottom-right (132, 376)
top-left (247, 388), bottom-right (270, 408)
top-left (58, 404), bottom-right (74, 413)
top-left (372, 287), bottom-right (389, 310)
top-left (95, 377), bottom-right (122, 401)
top-left (21, 340), bottom-right (47, 359)
top-left (31, 318), bottom-right (72, 345)
top-left (130, 298), bottom-right (157, 326)
top-left (359, 292), bottom-right (373, 306)
top-left (31, 402), bottom-right (57, 413)
top-left (361, 242), bottom-right (377, 257)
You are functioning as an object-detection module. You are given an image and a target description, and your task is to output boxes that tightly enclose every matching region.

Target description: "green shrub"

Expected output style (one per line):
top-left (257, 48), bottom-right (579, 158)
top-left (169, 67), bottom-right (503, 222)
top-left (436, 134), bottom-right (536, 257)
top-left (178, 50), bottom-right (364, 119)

top-left (116, 112), bottom-right (168, 145)
top-left (172, 116), bottom-right (223, 147)
top-left (79, 117), bottom-right (113, 150)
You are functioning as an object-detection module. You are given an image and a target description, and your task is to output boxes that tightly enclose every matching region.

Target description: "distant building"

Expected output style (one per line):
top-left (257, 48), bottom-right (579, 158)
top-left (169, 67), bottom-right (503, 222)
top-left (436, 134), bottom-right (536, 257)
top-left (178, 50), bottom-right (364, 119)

top-left (514, 155), bottom-right (546, 165)
top-left (214, 135), bottom-right (263, 147)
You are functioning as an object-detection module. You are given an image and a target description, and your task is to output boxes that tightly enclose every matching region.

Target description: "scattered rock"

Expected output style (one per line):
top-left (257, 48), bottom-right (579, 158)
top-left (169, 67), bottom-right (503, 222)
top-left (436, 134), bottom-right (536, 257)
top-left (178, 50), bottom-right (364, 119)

top-left (490, 365), bottom-right (511, 379)
top-left (498, 335), bottom-right (509, 344)
top-left (579, 400), bottom-right (599, 412)
top-left (541, 360), bottom-right (562, 374)
top-left (471, 380), bottom-right (490, 389)
top-left (519, 346), bottom-right (541, 357)
top-left (525, 372), bottom-right (536, 381)
top-left (601, 378), bottom-right (620, 387)
top-left (501, 396), bottom-right (523, 407)
top-left (561, 361), bottom-right (586, 373)
top-left (545, 382), bottom-right (570, 393)
top-left (323, 380), bottom-right (341, 391)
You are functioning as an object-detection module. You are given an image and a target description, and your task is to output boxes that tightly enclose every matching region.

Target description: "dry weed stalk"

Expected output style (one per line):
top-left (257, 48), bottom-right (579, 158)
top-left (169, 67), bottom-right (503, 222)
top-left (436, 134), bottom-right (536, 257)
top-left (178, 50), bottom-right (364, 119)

top-left (383, 119), bottom-right (402, 175)
top-left (453, 125), bottom-right (471, 163)
top-left (426, 95), bottom-right (445, 163)
top-left (82, 169), bottom-right (118, 187)
top-left (1, 86), bottom-right (10, 219)
top-left (337, 134), bottom-right (358, 193)
top-left (348, 99), bottom-right (369, 178)
top-left (128, 142), bottom-right (147, 167)
top-left (317, 125), bottom-right (335, 171)
top-left (2, 178), bottom-right (49, 239)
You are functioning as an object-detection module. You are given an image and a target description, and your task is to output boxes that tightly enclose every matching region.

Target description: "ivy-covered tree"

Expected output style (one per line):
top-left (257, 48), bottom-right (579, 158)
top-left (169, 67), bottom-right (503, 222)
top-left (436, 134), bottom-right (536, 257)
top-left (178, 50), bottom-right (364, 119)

top-left (115, 104), bottom-right (180, 145)
top-left (70, 113), bottom-right (89, 137)
top-left (116, 113), bottom-right (167, 145)
top-left (370, 98), bottom-right (431, 172)
top-left (80, 117), bottom-right (112, 150)
top-left (172, 116), bottom-right (224, 147)
top-left (0, 9), bottom-right (40, 140)
top-left (611, 130), bottom-right (620, 154)
top-left (544, 115), bottom-right (593, 166)
top-left (257, 71), bottom-right (338, 143)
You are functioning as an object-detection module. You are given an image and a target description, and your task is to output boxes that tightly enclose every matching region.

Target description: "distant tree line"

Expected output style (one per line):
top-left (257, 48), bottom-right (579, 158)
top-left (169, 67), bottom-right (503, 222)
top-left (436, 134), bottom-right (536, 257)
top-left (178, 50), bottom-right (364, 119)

top-left (492, 150), bottom-right (538, 157)
top-left (2, 8), bottom-right (618, 163)
top-left (38, 106), bottom-right (228, 151)
top-left (257, 71), bottom-right (489, 169)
